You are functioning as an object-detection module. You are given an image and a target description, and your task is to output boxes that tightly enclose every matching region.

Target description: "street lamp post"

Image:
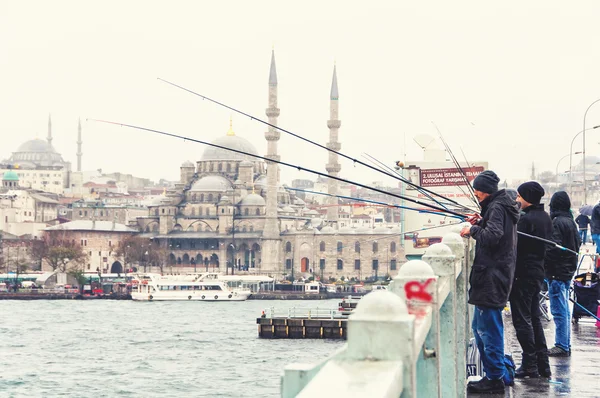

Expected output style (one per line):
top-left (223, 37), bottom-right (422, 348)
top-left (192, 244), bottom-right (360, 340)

top-left (570, 125), bottom-right (600, 197)
top-left (557, 152), bottom-right (582, 185)
top-left (583, 99), bottom-right (600, 205)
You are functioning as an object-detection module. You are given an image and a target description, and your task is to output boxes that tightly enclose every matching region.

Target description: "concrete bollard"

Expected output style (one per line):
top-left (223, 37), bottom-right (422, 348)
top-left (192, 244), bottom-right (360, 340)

top-left (442, 232), bottom-right (466, 262)
top-left (389, 260), bottom-right (437, 317)
top-left (347, 290), bottom-right (414, 361)
top-left (422, 243), bottom-right (455, 278)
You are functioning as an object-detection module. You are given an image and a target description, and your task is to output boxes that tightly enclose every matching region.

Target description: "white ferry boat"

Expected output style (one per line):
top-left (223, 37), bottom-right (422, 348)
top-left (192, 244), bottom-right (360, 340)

top-left (131, 273), bottom-right (251, 301)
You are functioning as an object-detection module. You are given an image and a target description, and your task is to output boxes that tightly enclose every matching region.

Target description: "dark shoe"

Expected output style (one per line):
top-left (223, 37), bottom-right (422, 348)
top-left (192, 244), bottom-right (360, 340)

top-left (515, 366), bottom-right (540, 379)
top-left (547, 346), bottom-right (570, 357)
top-left (468, 376), bottom-right (488, 386)
top-left (467, 377), bottom-right (505, 394)
top-left (539, 368), bottom-right (552, 378)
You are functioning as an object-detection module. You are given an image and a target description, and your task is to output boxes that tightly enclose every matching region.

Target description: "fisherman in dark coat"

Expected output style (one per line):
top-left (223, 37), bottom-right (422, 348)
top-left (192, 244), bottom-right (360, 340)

top-left (590, 200), bottom-right (600, 253)
top-left (510, 181), bottom-right (553, 378)
top-left (546, 191), bottom-right (581, 357)
top-left (575, 212), bottom-right (590, 244)
top-left (460, 170), bottom-right (520, 394)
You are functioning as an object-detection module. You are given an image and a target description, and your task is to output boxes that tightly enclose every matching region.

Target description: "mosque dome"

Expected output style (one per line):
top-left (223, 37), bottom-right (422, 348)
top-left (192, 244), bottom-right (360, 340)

top-left (6, 138), bottom-right (67, 169)
top-left (2, 170), bottom-right (19, 181)
top-left (201, 135), bottom-right (259, 162)
top-left (190, 175), bottom-right (232, 192)
top-left (239, 193), bottom-right (266, 206)
top-left (282, 206), bottom-right (295, 214)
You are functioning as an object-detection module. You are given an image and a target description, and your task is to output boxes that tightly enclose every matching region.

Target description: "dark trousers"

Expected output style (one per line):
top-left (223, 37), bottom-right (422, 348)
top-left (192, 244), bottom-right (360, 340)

top-left (509, 279), bottom-right (549, 371)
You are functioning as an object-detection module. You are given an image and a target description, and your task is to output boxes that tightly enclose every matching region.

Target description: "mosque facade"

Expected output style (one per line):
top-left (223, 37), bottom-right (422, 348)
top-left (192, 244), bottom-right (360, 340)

top-left (136, 51), bottom-right (405, 280)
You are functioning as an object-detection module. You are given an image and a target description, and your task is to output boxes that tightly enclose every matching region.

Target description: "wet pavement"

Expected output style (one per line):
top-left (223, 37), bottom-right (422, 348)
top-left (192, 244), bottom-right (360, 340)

top-left (468, 244), bottom-right (600, 397)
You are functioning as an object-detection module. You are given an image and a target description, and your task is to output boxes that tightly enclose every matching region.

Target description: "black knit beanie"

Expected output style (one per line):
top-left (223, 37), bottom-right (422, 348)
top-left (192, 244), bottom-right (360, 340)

top-left (517, 181), bottom-right (545, 205)
top-left (472, 170), bottom-right (500, 194)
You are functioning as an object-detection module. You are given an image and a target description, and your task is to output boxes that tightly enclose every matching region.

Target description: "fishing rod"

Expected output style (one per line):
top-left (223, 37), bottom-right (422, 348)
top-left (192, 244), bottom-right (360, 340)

top-left (284, 187), bottom-right (465, 219)
top-left (517, 231), bottom-right (579, 256)
top-left (432, 122), bottom-right (480, 209)
top-left (89, 118), bottom-right (470, 220)
top-left (362, 153), bottom-right (477, 212)
top-left (157, 78), bottom-right (475, 211)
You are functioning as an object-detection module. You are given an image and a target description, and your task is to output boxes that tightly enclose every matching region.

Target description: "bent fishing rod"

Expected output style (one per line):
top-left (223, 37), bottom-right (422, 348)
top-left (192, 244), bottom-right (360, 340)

top-left (88, 118), bottom-right (469, 220)
top-left (362, 153), bottom-right (478, 212)
top-left (157, 78), bottom-right (474, 213)
top-left (284, 187), bottom-right (465, 220)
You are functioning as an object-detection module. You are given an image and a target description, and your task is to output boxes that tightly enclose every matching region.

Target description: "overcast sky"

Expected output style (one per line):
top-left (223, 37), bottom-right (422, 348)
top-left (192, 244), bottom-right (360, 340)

top-left (2, 1), bottom-right (600, 189)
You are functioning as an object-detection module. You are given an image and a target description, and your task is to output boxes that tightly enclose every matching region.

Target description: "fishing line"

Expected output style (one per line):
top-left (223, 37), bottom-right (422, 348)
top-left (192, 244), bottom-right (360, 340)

top-left (88, 118), bottom-right (470, 220)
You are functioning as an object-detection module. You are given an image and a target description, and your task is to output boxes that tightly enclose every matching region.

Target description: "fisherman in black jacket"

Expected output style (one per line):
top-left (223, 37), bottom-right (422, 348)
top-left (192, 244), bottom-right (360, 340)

top-left (460, 170), bottom-right (520, 394)
top-left (546, 191), bottom-right (581, 357)
top-left (510, 182), bottom-right (553, 378)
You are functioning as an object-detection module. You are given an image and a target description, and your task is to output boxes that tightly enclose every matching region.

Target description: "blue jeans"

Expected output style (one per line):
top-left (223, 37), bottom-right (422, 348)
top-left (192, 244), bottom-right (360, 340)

top-left (472, 306), bottom-right (505, 380)
top-left (593, 234), bottom-right (600, 254)
top-left (548, 279), bottom-right (571, 351)
top-left (579, 229), bottom-right (588, 244)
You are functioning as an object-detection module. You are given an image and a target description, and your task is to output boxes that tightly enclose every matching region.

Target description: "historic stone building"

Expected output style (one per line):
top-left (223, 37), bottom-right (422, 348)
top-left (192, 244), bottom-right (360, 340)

top-left (136, 51), bottom-right (404, 279)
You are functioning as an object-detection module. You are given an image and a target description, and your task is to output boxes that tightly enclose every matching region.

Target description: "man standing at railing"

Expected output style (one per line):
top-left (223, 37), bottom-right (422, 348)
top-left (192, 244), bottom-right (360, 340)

top-left (460, 170), bottom-right (520, 394)
top-left (510, 182), bottom-right (553, 378)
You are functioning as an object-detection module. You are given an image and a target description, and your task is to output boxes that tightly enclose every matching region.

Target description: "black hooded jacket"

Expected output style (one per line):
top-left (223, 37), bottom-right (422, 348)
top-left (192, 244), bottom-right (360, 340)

top-left (591, 203), bottom-right (600, 235)
top-left (545, 192), bottom-right (581, 281)
top-left (514, 203), bottom-right (553, 284)
top-left (468, 189), bottom-right (520, 308)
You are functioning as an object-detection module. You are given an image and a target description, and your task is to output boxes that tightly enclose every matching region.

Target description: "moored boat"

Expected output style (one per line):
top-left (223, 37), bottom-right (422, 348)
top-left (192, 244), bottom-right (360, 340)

top-left (131, 273), bottom-right (251, 301)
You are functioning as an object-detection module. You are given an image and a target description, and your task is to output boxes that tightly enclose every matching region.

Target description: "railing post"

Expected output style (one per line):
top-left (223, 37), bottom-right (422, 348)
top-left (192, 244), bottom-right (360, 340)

top-left (389, 260), bottom-right (438, 397)
top-left (423, 242), bottom-right (458, 398)
top-left (442, 232), bottom-right (467, 397)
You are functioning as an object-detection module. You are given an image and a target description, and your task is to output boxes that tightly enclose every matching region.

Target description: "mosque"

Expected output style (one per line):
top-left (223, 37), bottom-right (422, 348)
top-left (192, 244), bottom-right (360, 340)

top-left (0, 117), bottom-right (82, 194)
top-left (137, 51), bottom-right (405, 280)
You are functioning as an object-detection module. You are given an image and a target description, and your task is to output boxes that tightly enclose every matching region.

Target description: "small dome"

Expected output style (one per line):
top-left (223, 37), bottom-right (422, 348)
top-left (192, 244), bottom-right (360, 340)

top-left (320, 225), bottom-right (336, 234)
top-left (293, 198), bottom-right (306, 205)
top-left (373, 226), bottom-right (391, 234)
top-left (306, 209), bottom-right (319, 216)
top-left (219, 195), bottom-right (231, 204)
top-left (201, 135), bottom-right (259, 161)
top-left (254, 175), bottom-right (267, 187)
top-left (190, 175), bottom-right (232, 192)
top-left (181, 160), bottom-right (194, 167)
top-left (282, 206), bottom-right (295, 213)
top-left (2, 170), bottom-right (19, 182)
top-left (239, 193), bottom-right (266, 206)
top-left (356, 226), bottom-right (373, 234)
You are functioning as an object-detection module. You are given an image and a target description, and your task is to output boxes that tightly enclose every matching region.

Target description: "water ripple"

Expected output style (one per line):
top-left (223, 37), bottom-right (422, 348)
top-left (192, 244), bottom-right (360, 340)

top-left (0, 299), bottom-right (343, 397)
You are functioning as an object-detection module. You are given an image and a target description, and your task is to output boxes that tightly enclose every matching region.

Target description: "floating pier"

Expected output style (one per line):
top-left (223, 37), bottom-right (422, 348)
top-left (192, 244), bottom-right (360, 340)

top-left (256, 307), bottom-right (347, 339)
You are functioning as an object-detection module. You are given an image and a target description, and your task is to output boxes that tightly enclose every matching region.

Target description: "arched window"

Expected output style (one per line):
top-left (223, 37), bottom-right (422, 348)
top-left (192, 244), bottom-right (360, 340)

top-left (337, 259), bottom-right (343, 270)
top-left (162, 208), bottom-right (165, 214)
top-left (354, 242), bottom-right (360, 253)
top-left (208, 194), bottom-right (213, 202)
top-left (319, 241), bottom-right (326, 252)
top-left (226, 164), bottom-right (231, 172)
top-left (373, 242), bottom-right (378, 252)
top-left (200, 194), bottom-right (205, 202)
top-left (218, 163), bottom-right (222, 172)
top-left (244, 208), bottom-right (249, 216)
top-left (192, 194), bottom-right (196, 201)
top-left (390, 242), bottom-right (396, 253)
top-left (285, 241), bottom-right (292, 253)
top-left (209, 163), bottom-right (214, 172)
top-left (221, 208), bottom-right (225, 214)
top-left (255, 208), bottom-right (260, 215)
top-left (191, 208), bottom-right (196, 216)
top-left (198, 207), bottom-right (203, 216)
top-left (242, 226), bottom-right (247, 232)
top-left (249, 225), bottom-right (254, 232)
top-left (391, 259), bottom-right (397, 270)
top-left (337, 241), bottom-right (343, 253)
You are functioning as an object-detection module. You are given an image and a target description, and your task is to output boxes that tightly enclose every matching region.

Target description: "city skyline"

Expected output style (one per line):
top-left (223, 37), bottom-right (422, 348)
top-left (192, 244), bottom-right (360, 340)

top-left (3, 1), bottom-right (600, 189)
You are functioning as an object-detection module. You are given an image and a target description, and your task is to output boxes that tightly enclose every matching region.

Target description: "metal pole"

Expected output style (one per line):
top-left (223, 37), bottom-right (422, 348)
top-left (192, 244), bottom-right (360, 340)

top-left (583, 99), bottom-right (600, 205)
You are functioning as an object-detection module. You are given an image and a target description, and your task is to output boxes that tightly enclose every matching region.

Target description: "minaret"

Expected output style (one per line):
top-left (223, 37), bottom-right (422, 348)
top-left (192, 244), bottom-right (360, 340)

top-left (47, 114), bottom-right (53, 146)
top-left (77, 118), bottom-right (83, 172)
top-left (531, 162), bottom-right (536, 180)
top-left (326, 65), bottom-right (341, 224)
top-left (261, 49), bottom-right (282, 274)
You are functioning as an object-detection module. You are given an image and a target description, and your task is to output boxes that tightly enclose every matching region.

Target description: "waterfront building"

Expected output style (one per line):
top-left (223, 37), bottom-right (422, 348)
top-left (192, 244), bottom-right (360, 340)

top-left (43, 220), bottom-right (137, 273)
top-left (135, 51), bottom-right (404, 280)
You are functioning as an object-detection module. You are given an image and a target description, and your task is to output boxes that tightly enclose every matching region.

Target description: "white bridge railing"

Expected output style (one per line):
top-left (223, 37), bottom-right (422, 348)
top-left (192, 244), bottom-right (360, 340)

top-left (281, 229), bottom-right (473, 398)
top-left (265, 307), bottom-right (345, 320)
